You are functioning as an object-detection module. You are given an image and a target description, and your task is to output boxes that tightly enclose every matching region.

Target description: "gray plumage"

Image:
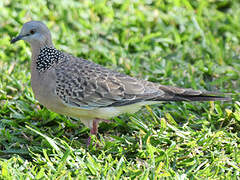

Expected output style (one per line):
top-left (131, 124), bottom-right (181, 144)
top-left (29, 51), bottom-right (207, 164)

top-left (36, 46), bottom-right (229, 110)
top-left (11, 21), bottom-right (230, 130)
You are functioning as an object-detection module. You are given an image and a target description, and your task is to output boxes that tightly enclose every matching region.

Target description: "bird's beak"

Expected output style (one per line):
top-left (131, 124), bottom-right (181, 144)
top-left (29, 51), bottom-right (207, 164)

top-left (10, 34), bottom-right (26, 44)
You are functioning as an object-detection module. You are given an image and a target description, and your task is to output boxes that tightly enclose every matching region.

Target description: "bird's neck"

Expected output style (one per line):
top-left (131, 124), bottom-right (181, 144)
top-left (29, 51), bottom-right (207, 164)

top-left (31, 45), bottom-right (64, 73)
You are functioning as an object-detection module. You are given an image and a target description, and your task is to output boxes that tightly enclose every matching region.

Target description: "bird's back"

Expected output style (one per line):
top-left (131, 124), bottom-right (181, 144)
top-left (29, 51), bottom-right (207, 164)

top-left (53, 50), bottom-right (230, 111)
top-left (55, 51), bottom-right (163, 109)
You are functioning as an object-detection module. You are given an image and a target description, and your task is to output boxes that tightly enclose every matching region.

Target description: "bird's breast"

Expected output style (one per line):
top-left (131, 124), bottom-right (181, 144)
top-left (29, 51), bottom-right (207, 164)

top-left (31, 69), bottom-right (65, 111)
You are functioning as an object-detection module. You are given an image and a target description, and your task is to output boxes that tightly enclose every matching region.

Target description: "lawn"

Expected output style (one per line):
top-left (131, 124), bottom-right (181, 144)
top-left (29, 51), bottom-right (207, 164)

top-left (0, 0), bottom-right (240, 179)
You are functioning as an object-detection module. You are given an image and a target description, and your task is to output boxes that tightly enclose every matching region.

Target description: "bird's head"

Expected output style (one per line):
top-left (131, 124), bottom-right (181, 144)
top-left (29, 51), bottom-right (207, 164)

top-left (11, 21), bottom-right (53, 48)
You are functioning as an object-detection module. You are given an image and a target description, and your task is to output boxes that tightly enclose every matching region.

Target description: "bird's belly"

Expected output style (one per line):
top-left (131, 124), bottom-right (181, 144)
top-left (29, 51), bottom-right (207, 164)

top-left (98, 101), bottom-right (159, 118)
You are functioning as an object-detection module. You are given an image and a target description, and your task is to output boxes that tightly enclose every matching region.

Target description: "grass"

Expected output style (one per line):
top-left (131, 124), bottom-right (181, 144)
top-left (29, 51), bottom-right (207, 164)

top-left (0, 0), bottom-right (240, 179)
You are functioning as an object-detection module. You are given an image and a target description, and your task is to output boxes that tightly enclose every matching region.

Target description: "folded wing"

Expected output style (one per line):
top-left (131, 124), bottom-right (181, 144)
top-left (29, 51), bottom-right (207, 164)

top-left (55, 55), bottom-right (230, 110)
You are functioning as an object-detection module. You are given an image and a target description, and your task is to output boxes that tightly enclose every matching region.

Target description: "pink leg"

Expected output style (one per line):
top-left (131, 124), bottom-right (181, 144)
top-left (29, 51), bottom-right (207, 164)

top-left (90, 119), bottom-right (98, 135)
top-left (87, 119), bottom-right (99, 147)
top-left (87, 118), bottom-right (111, 146)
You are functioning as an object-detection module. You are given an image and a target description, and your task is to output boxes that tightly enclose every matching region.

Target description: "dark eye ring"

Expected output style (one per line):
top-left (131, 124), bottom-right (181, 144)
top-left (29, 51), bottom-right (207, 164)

top-left (30, 29), bottom-right (36, 34)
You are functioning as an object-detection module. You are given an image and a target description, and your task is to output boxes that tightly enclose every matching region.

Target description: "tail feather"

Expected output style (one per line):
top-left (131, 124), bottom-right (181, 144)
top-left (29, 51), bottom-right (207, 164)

top-left (171, 94), bottom-right (231, 102)
top-left (156, 85), bottom-right (231, 102)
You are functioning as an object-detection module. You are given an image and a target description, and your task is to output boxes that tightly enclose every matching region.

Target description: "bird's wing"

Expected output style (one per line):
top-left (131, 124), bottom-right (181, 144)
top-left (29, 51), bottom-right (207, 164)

top-left (55, 56), bottom-right (163, 109)
top-left (55, 54), bottom-right (230, 110)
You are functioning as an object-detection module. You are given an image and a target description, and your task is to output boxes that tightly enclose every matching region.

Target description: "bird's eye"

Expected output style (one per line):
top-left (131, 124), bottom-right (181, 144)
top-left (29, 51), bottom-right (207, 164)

top-left (30, 29), bottom-right (36, 34)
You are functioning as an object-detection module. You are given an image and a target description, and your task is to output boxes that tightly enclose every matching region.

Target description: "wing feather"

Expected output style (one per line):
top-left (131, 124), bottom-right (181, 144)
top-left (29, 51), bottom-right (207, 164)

top-left (55, 55), bottom-right (160, 109)
top-left (54, 53), bottom-right (229, 109)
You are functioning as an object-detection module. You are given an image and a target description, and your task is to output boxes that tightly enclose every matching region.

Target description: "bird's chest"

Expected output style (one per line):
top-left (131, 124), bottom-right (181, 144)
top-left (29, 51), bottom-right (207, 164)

top-left (31, 69), bottom-right (58, 108)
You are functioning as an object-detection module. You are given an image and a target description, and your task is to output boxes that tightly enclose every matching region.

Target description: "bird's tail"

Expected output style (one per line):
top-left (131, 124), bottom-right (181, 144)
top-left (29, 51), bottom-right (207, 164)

top-left (171, 94), bottom-right (231, 101)
top-left (154, 85), bottom-right (231, 102)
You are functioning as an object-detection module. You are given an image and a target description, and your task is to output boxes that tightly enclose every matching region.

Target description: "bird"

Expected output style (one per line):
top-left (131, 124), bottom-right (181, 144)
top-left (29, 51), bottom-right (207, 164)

top-left (11, 21), bottom-right (230, 145)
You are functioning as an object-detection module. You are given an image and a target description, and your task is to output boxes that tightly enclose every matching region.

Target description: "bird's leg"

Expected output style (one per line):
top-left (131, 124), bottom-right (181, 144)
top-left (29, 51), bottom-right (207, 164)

top-left (90, 119), bottom-right (99, 135)
top-left (87, 118), bottom-right (111, 146)
top-left (87, 119), bottom-right (99, 147)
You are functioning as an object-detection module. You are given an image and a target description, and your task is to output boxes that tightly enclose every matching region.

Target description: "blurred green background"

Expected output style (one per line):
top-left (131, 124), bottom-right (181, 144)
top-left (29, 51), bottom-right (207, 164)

top-left (0, 0), bottom-right (240, 179)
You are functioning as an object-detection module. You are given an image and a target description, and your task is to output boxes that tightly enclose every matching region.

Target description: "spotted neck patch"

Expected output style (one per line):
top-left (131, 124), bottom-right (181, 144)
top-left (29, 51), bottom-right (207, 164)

top-left (36, 47), bottom-right (64, 72)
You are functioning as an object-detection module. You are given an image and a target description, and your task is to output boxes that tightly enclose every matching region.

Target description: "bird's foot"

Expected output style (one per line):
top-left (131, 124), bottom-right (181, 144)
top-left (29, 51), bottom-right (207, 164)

top-left (86, 118), bottom-right (99, 147)
top-left (86, 118), bottom-right (111, 147)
